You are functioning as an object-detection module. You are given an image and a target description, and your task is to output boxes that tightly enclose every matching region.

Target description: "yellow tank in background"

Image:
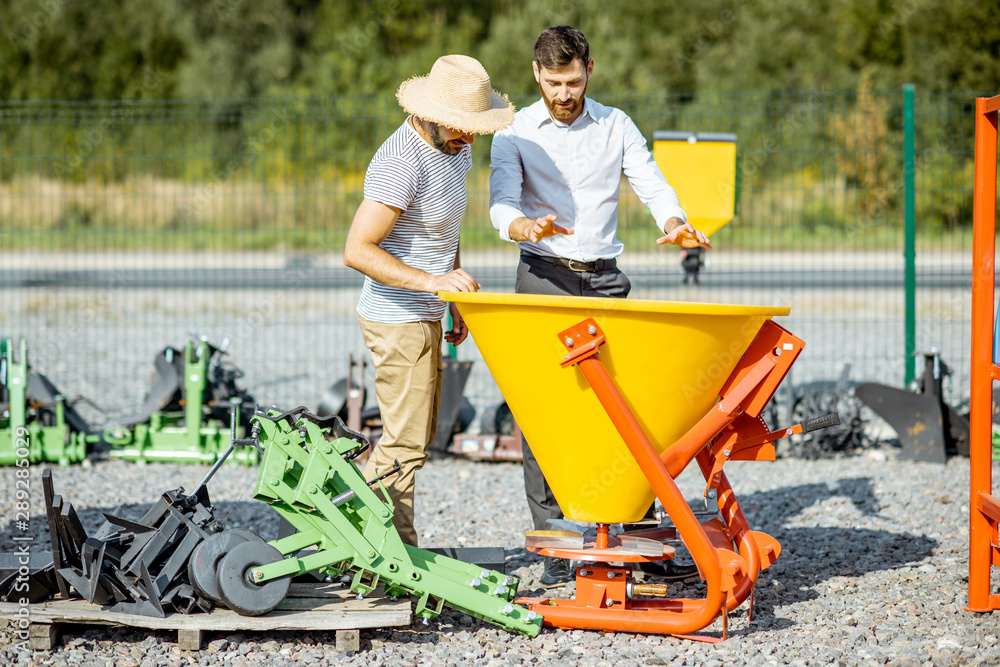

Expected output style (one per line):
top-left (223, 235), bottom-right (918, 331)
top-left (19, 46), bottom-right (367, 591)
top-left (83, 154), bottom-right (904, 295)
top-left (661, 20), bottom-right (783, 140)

top-left (653, 131), bottom-right (737, 238)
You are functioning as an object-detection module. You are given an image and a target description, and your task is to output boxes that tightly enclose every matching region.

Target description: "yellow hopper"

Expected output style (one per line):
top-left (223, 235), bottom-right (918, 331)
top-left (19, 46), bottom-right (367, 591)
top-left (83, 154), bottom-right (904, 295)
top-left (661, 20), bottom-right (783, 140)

top-left (442, 293), bottom-right (787, 523)
top-left (442, 292), bottom-right (830, 639)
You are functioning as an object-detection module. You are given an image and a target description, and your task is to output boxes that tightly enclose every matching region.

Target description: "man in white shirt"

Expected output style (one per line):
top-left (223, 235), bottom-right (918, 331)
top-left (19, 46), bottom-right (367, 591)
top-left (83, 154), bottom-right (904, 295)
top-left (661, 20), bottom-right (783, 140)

top-left (345, 54), bottom-right (514, 546)
top-left (489, 26), bottom-right (710, 586)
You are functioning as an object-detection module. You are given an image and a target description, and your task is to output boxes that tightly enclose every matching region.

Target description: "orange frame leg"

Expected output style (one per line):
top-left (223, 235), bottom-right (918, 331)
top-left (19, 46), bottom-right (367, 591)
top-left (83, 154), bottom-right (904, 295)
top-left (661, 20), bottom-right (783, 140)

top-left (969, 93), bottom-right (1000, 612)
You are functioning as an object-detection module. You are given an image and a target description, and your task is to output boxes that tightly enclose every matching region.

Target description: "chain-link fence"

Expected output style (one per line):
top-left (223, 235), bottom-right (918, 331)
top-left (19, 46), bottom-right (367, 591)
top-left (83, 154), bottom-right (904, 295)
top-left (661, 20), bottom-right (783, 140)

top-left (0, 90), bottom-right (981, 428)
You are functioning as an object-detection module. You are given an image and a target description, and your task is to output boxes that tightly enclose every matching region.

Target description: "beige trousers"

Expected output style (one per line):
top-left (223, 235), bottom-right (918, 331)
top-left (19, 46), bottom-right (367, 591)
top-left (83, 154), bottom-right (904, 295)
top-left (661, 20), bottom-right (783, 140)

top-left (358, 315), bottom-right (442, 547)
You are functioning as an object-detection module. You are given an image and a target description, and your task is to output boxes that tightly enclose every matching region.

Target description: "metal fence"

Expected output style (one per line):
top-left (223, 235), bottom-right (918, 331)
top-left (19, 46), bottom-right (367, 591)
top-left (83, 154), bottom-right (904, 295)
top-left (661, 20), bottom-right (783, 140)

top-left (0, 90), bottom-right (980, 429)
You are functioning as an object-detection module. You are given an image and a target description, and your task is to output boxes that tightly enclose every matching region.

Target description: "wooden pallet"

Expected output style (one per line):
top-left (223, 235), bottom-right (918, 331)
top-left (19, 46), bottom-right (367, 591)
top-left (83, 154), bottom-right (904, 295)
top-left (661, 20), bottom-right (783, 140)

top-left (0, 583), bottom-right (411, 651)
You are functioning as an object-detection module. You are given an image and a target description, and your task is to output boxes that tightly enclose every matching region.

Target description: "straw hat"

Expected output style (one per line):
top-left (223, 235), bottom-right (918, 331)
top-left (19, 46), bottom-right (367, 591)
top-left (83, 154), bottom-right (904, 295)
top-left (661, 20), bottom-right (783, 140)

top-left (396, 54), bottom-right (515, 135)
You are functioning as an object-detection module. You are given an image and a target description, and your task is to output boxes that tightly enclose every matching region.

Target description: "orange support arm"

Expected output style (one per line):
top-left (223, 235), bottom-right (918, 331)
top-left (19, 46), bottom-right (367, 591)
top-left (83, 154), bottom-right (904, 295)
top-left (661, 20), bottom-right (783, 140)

top-left (559, 319), bottom-right (726, 634)
top-left (662, 320), bottom-right (804, 477)
top-left (572, 353), bottom-right (727, 632)
top-left (969, 94), bottom-right (1000, 613)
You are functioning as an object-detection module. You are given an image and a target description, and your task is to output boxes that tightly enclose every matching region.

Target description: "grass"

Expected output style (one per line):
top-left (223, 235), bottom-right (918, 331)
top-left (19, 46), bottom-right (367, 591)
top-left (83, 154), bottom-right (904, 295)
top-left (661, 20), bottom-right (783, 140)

top-left (0, 171), bottom-right (979, 253)
top-left (0, 223), bottom-right (972, 254)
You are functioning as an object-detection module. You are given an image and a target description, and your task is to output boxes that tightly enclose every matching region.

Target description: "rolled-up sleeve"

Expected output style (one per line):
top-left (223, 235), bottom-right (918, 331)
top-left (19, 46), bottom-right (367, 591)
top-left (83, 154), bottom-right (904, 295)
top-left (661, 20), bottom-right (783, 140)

top-left (489, 131), bottom-right (526, 243)
top-left (621, 116), bottom-right (687, 231)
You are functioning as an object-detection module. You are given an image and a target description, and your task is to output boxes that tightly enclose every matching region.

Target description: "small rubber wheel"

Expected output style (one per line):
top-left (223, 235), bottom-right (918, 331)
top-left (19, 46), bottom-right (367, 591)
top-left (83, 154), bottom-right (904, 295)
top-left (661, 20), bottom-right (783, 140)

top-left (188, 531), bottom-right (249, 605)
top-left (217, 541), bottom-right (290, 616)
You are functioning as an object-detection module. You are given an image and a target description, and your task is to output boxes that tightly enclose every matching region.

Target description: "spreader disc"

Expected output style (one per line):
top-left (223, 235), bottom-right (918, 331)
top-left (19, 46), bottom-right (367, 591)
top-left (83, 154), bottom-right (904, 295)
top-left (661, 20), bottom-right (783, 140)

top-left (218, 541), bottom-right (290, 617)
top-left (188, 531), bottom-right (250, 605)
top-left (527, 533), bottom-right (676, 563)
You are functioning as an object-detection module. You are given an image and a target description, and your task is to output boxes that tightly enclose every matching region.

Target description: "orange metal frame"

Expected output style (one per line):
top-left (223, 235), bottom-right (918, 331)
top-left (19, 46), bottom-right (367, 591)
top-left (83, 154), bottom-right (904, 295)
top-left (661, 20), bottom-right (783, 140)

top-left (517, 317), bottom-right (805, 640)
top-left (968, 93), bottom-right (1000, 613)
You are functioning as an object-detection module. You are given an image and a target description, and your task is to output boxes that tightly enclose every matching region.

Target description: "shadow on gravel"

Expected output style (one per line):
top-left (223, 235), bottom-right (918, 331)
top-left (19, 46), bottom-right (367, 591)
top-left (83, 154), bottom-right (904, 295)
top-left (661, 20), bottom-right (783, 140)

top-left (0, 476), bottom-right (937, 643)
top-left (703, 476), bottom-right (937, 634)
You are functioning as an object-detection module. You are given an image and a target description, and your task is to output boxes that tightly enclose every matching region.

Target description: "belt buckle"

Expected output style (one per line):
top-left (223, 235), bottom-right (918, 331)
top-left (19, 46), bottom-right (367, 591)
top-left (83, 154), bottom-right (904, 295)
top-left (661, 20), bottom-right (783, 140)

top-left (567, 259), bottom-right (589, 273)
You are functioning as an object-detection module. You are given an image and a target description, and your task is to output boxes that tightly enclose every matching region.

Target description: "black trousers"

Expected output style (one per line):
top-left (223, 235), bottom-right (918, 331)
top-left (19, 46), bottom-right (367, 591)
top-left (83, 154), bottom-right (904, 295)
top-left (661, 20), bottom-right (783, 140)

top-left (515, 251), bottom-right (631, 531)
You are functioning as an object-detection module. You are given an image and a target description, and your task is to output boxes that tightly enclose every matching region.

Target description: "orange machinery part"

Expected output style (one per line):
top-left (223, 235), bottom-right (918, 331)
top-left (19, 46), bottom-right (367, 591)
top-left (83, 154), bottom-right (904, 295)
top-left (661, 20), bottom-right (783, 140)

top-left (968, 93), bottom-right (1000, 613)
top-left (519, 317), bottom-right (803, 638)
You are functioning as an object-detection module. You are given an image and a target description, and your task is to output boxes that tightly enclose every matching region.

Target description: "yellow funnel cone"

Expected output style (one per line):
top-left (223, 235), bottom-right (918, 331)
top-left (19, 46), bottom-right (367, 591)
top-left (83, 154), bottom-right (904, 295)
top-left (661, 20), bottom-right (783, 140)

top-left (441, 293), bottom-right (790, 524)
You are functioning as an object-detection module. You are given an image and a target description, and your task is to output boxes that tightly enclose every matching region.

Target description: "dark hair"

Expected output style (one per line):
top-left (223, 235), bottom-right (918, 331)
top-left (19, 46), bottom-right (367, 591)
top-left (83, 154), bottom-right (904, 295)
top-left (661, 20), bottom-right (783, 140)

top-left (533, 26), bottom-right (589, 70)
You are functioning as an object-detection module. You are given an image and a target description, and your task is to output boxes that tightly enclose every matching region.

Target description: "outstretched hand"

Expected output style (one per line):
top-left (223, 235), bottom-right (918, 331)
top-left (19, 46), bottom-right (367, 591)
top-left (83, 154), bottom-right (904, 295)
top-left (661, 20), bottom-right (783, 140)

top-left (522, 214), bottom-right (574, 243)
top-left (657, 221), bottom-right (712, 249)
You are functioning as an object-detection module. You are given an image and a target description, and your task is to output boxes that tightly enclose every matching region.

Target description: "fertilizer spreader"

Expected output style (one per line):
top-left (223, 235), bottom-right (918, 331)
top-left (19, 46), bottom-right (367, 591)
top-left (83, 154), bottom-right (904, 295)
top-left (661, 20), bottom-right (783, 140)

top-left (441, 292), bottom-right (837, 641)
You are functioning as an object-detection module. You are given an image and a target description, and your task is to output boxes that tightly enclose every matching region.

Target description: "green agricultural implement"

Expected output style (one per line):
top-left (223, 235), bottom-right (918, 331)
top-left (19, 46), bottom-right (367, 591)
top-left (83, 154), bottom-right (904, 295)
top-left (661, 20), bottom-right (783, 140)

top-left (0, 338), bottom-right (95, 466)
top-left (104, 337), bottom-right (257, 465)
top-left (201, 405), bottom-right (541, 635)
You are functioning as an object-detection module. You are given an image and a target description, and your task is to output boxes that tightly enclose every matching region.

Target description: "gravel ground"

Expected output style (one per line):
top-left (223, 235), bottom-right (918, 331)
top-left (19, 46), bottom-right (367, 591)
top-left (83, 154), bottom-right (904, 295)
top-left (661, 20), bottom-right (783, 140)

top-left (0, 275), bottom-right (988, 665)
top-left (0, 446), bottom-right (997, 667)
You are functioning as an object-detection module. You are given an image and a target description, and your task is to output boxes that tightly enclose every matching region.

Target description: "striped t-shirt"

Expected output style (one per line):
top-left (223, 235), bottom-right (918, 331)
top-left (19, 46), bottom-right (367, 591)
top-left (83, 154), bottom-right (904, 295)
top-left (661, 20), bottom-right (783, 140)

top-left (357, 120), bottom-right (472, 323)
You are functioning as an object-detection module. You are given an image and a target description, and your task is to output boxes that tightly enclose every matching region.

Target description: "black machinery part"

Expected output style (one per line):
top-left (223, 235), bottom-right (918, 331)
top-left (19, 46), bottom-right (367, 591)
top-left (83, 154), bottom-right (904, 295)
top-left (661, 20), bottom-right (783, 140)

top-left (119, 342), bottom-right (255, 429)
top-left (187, 531), bottom-right (251, 605)
top-left (855, 352), bottom-right (970, 463)
top-left (428, 359), bottom-right (474, 451)
top-left (25, 371), bottom-right (92, 434)
top-left (226, 528), bottom-right (266, 544)
top-left (317, 377), bottom-right (366, 424)
top-left (217, 541), bottom-right (291, 617)
top-left (260, 405), bottom-right (368, 446)
top-left (479, 401), bottom-right (515, 436)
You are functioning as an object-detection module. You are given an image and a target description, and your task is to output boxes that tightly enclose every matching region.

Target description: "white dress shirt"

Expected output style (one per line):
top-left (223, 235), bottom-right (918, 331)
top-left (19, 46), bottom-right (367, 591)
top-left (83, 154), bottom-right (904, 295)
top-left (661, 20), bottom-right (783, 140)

top-left (489, 97), bottom-right (687, 262)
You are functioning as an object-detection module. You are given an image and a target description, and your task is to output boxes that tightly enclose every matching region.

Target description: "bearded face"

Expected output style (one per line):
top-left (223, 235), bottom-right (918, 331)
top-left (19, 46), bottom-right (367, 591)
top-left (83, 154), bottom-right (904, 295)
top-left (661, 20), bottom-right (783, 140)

top-left (534, 58), bottom-right (592, 125)
top-left (428, 122), bottom-right (473, 155)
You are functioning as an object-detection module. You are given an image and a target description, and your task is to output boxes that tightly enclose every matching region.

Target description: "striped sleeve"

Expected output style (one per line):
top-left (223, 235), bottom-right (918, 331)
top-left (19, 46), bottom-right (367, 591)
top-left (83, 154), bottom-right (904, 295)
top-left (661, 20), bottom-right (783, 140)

top-left (364, 155), bottom-right (419, 210)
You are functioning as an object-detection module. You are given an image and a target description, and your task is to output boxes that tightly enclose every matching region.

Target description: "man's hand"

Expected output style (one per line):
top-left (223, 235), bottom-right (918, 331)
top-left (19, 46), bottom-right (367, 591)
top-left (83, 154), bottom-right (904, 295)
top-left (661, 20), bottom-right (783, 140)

top-left (511, 214), bottom-right (574, 243)
top-left (657, 219), bottom-right (712, 249)
top-left (428, 268), bottom-right (480, 294)
top-left (444, 301), bottom-right (469, 346)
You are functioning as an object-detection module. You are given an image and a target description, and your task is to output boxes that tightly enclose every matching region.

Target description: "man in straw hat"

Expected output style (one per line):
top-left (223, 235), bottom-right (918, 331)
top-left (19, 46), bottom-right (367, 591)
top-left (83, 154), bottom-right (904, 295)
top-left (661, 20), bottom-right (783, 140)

top-left (489, 26), bottom-right (709, 586)
top-left (344, 54), bottom-right (514, 547)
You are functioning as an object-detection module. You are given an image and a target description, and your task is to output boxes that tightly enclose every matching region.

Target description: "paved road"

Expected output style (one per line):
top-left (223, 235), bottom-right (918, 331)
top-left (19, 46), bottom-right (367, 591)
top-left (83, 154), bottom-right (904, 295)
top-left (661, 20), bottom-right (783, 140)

top-left (0, 265), bottom-right (974, 290)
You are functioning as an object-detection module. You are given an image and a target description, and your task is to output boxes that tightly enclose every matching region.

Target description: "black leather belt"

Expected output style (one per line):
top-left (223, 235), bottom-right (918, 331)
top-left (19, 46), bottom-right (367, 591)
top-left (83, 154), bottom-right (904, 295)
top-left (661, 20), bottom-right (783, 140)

top-left (523, 253), bottom-right (617, 273)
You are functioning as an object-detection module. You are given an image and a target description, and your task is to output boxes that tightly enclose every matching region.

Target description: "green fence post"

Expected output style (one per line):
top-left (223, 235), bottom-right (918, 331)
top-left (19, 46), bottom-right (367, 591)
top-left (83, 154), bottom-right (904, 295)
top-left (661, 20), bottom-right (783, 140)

top-left (903, 84), bottom-right (916, 387)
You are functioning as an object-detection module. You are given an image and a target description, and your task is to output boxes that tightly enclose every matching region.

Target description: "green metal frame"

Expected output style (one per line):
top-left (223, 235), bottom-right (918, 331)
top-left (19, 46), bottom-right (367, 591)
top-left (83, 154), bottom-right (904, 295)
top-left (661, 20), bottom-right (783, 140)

top-left (0, 339), bottom-right (89, 466)
top-left (105, 339), bottom-right (257, 465)
top-left (248, 409), bottom-right (542, 636)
